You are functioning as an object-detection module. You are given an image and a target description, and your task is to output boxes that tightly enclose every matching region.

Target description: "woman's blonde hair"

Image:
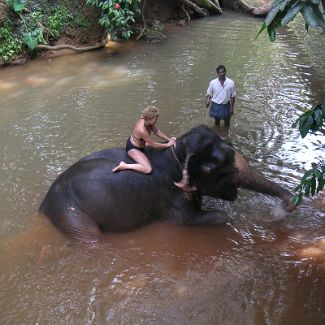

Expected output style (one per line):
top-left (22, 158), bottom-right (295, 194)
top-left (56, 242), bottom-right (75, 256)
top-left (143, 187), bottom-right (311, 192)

top-left (142, 106), bottom-right (159, 120)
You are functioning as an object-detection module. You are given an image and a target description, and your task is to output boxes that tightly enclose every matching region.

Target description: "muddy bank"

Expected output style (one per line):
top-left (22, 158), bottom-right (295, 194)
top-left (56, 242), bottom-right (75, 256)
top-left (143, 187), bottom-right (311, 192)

top-left (0, 0), bottom-right (270, 66)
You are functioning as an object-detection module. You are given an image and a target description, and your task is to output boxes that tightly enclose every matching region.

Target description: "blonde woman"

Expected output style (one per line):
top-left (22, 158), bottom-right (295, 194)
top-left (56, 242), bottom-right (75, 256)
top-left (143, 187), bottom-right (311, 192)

top-left (112, 106), bottom-right (176, 174)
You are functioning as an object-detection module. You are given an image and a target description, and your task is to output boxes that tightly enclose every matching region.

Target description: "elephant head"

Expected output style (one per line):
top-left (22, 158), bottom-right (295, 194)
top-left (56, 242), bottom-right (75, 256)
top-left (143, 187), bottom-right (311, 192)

top-left (174, 125), bottom-right (296, 213)
top-left (174, 125), bottom-right (238, 200)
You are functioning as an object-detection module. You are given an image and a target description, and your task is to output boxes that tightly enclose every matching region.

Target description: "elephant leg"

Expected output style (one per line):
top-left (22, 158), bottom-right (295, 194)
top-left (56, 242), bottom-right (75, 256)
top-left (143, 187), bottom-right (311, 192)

top-left (184, 209), bottom-right (230, 225)
top-left (165, 200), bottom-right (230, 225)
top-left (54, 206), bottom-right (101, 243)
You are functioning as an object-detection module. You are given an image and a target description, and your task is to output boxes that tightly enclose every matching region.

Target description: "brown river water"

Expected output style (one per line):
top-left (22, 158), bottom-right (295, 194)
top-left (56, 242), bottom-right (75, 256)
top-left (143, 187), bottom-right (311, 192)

top-left (0, 12), bottom-right (324, 324)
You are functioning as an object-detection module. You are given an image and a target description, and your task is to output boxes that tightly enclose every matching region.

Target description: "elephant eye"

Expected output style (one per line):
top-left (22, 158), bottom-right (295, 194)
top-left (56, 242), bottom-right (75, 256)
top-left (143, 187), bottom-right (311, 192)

top-left (211, 150), bottom-right (225, 164)
top-left (201, 162), bottom-right (219, 174)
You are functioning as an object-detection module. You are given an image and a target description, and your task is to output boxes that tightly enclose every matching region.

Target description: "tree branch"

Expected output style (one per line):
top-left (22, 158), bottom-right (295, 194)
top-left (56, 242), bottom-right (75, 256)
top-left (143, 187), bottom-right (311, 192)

top-left (191, 0), bottom-right (222, 14)
top-left (136, 0), bottom-right (147, 40)
top-left (180, 0), bottom-right (209, 17)
top-left (238, 0), bottom-right (271, 17)
top-left (181, 3), bottom-right (191, 22)
top-left (210, 0), bottom-right (222, 14)
top-left (36, 34), bottom-right (110, 52)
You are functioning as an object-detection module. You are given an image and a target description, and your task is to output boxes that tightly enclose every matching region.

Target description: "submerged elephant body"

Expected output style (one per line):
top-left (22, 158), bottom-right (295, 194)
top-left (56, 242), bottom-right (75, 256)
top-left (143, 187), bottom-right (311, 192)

top-left (39, 125), bottom-right (294, 242)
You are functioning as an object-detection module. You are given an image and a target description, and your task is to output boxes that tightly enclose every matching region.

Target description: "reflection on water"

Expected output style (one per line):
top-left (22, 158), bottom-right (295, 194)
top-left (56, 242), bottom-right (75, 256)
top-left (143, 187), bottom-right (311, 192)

top-left (0, 12), bottom-right (324, 324)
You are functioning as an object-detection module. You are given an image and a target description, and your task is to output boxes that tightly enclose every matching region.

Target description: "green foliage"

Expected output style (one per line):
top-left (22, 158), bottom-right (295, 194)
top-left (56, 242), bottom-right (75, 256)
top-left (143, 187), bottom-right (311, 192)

top-left (258, 0), bottom-right (325, 41)
top-left (292, 102), bottom-right (325, 138)
top-left (292, 163), bottom-right (325, 205)
top-left (46, 5), bottom-right (73, 40)
top-left (6, 0), bottom-right (26, 12)
top-left (144, 20), bottom-right (163, 34)
top-left (23, 27), bottom-right (46, 49)
top-left (86, 0), bottom-right (141, 40)
top-left (291, 94), bottom-right (325, 205)
top-left (0, 20), bottom-right (23, 62)
top-left (3, 2), bottom-right (85, 54)
top-left (21, 11), bottom-right (46, 49)
top-left (73, 13), bottom-right (91, 29)
top-left (259, 2), bottom-right (325, 206)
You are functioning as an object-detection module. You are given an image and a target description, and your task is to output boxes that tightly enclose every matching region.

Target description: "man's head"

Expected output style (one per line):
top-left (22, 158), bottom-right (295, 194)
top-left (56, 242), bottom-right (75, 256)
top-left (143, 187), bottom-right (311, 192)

top-left (216, 65), bottom-right (226, 80)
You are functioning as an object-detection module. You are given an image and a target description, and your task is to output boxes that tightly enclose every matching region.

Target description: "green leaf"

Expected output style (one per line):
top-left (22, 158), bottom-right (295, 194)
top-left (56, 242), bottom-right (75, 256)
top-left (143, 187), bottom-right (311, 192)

top-left (13, 0), bottom-right (26, 12)
top-left (321, 103), bottom-right (325, 115)
top-left (320, 92), bottom-right (325, 103)
top-left (292, 194), bottom-right (301, 206)
top-left (317, 177), bottom-right (325, 192)
top-left (23, 33), bottom-right (37, 49)
top-left (304, 182), bottom-right (311, 196)
top-left (299, 115), bottom-right (314, 137)
top-left (265, 5), bottom-right (281, 26)
top-left (256, 22), bottom-right (267, 38)
top-left (281, 2), bottom-right (304, 26)
top-left (301, 3), bottom-right (321, 28)
top-left (310, 176), bottom-right (317, 196)
top-left (267, 25), bottom-right (277, 42)
top-left (314, 108), bottom-right (323, 126)
top-left (315, 168), bottom-right (322, 178)
top-left (310, 3), bottom-right (325, 28)
top-left (303, 168), bottom-right (314, 178)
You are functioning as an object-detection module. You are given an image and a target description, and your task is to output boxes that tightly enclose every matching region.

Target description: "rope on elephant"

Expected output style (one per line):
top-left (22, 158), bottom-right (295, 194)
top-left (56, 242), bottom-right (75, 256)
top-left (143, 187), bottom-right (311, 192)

top-left (171, 146), bottom-right (184, 171)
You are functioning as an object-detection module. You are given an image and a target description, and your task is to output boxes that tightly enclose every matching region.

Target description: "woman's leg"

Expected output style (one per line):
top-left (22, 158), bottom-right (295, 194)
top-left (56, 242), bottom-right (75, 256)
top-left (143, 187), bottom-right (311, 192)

top-left (112, 149), bottom-right (152, 174)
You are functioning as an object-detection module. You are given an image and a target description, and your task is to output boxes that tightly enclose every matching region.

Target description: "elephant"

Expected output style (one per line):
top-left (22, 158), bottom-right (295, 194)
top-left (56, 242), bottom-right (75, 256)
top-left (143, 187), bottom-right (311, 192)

top-left (39, 125), bottom-right (295, 242)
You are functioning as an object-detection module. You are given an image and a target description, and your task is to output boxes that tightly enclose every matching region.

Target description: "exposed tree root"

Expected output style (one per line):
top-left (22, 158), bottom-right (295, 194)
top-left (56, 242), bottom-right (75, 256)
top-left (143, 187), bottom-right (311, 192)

top-left (136, 0), bottom-right (147, 41)
top-left (181, 3), bottom-right (191, 22)
top-left (210, 0), bottom-right (222, 14)
top-left (181, 0), bottom-right (209, 17)
top-left (238, 0), bottom-right (271, 17)
top-left (196, 0), bottom-right (222, 14)
top-left (179, 0), bottom-right (268, 19)
top-left (36, 33), bottom-right (111, 52)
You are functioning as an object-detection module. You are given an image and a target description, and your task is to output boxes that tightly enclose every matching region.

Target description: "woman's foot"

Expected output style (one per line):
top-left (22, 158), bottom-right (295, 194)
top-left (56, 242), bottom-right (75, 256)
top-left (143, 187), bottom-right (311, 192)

top-left (112, 161), bottom-right (127, 172)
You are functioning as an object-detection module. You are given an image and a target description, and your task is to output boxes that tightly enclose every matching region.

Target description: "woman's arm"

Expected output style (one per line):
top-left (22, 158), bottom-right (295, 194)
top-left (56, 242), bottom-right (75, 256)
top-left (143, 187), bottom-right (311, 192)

top-left (152, 127), bottom-right (171, 142)
top-left (143, 134), bottom-right (174, 149)
top-left (141, 127), bottom-right (174, 149)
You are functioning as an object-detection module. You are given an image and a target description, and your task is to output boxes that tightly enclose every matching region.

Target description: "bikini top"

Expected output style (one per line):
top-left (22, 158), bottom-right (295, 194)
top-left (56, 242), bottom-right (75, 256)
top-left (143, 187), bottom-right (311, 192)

top-left (132, 132), bottom-right (144, 142)
top-left (132, 121), bottom-right (151, 143)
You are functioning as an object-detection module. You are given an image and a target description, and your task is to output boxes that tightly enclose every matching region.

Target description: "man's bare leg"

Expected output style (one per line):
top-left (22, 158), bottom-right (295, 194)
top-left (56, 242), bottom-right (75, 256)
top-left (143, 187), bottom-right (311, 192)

top-left (214, 118), bottom-right (221, 126)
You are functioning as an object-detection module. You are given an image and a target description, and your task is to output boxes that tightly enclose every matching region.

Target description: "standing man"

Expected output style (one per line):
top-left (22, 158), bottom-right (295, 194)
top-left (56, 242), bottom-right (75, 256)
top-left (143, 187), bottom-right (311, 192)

top-left (206, 65), bottom-right (236, 127)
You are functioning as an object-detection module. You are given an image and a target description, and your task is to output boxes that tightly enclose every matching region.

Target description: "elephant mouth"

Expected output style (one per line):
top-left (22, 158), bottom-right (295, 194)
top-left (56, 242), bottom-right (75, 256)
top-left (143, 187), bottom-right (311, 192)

top-left (200, 177), bottom-right (238, 201)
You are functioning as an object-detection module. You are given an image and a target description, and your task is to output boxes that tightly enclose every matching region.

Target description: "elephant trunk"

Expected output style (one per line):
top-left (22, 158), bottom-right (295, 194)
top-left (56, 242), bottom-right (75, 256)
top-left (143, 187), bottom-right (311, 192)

top-left (174, 151), bottom-right (197, 192)
top-left (233, 152), bottom-right (296, 213)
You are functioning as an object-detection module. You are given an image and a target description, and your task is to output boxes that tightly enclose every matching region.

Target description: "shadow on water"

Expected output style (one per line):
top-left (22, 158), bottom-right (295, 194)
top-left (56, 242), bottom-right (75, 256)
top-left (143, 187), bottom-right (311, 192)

top-left (0, 11), bottom-right (324, 325)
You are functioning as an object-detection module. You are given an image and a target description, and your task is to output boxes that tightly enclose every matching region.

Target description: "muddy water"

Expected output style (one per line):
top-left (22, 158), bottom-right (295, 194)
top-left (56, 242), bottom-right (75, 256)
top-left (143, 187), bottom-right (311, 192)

top-left (0, 12), bottom-right (324, 324)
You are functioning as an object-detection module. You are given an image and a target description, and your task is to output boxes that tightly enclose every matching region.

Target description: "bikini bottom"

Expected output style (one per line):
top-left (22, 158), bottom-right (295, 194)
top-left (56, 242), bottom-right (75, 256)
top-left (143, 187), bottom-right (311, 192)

top-left (125, 137), bottom-right (145, 153)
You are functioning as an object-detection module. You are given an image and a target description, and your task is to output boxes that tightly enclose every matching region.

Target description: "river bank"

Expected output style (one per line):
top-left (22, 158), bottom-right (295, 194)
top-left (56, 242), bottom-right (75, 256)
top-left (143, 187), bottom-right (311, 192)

top-left (0, 0), bottom-right (270, 67)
